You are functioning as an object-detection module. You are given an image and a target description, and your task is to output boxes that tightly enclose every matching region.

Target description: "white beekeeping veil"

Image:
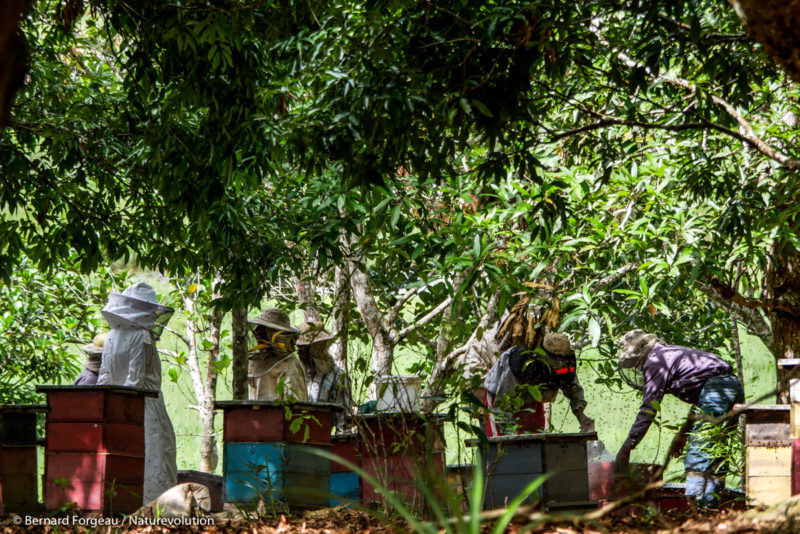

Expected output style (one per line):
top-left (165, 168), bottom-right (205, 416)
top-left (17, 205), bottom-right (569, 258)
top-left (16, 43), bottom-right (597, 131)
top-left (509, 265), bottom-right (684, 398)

top-left (101, 282), bottom-right (174, 339)
top-left (618, 329), bottom-right (662, 391)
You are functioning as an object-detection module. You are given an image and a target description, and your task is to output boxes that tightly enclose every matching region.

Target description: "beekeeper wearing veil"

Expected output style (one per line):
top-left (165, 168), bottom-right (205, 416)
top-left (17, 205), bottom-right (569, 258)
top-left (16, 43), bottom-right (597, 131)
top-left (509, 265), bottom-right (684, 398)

top-left (97, 281), bottom-right (177, 503)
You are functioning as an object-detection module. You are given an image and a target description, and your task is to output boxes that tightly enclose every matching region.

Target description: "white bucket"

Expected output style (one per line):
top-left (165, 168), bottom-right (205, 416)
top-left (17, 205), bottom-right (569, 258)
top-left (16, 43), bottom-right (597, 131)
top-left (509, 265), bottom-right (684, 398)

top-left (375, 375), bottom-right (421, 412)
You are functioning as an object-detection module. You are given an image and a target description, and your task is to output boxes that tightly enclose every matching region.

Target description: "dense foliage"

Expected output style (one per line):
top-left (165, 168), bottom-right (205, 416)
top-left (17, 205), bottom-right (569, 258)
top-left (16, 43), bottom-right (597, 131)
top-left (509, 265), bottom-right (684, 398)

top-left (2, 0), bottom-right (799, 399)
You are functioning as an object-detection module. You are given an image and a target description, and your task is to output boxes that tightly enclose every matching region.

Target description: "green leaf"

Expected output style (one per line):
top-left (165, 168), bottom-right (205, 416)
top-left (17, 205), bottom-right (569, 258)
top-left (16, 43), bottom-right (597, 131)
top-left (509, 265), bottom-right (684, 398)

top-left (588, 317), bottom-right (601, 347)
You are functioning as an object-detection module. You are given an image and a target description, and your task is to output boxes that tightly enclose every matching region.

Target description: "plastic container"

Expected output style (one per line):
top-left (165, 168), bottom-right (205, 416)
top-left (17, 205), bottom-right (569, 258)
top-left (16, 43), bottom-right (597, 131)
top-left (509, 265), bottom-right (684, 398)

top-left (375, 375), bottom-right (421, 412)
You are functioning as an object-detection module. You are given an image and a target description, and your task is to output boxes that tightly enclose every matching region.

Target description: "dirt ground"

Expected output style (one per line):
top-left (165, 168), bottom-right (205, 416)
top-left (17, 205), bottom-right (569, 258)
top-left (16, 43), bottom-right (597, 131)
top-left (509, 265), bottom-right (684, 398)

top-left (3, 501), bottom-right (800, 533)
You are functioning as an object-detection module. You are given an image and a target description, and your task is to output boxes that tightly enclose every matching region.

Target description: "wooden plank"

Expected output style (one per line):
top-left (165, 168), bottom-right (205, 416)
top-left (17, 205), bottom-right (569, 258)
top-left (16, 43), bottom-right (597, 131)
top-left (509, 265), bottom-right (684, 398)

top-left (284, 470), bottom-right (330, 508)
top-left (286, 443), bottom-right (330, 475)
top-left (0, 411), bottom-right (38, 445)
top-left (793, 439), bottom-right (800, 496)
top-left (484, 473), bottom-right (543, 509)
top-left (223, 407), bottom-right (284, 443)
top-left (223, 442), bottom-right (285, 481)
top-left (0, 446), bottom-right (37, 476)
top-left (791, 404), bottom-right (800, 439)
top-left (0, 474), bottom-right (38, 509)
top-left (285, 407), bottom-right (333, 444)
top-left (45, 453), bottom-right (145, 485)
top-left (735, 403), bottom-right (790, 413)
top-left (747, 475), bottom-right (791, 506)
top-left (331, 435), bottom-right (360, 473)
top-left (543, 469), bottom-right (590, 502)
top-left (466, 431), bottom-right (597, 446)
top-left (484, 440), bottom-right (543, 476)
top-left (44, 479), bottom-right (142, 513)
top-left (544, 441), bottom-right (588, 471)
top-left (46, 422), bottom-right (144, 455)
top-left (746, 446), bottom-right (792, 477)
top-left (43, 390), bottom-right (144, 423)
top-left (745, 421), bottom-right (790, 446)
top-left (330, 472), bottom-right (360, 505)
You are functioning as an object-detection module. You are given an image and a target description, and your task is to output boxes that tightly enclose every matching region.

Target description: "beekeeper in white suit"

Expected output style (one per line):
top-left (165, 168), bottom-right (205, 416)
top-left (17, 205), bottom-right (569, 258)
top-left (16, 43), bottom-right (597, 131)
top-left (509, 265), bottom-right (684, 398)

top-left (97, 281), bottom-right (177, 503)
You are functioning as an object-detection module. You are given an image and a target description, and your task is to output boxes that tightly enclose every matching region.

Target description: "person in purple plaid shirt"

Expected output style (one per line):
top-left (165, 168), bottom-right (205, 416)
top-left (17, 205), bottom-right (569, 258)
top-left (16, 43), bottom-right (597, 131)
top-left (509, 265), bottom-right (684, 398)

top-left (616, 330), bottom-right (744, 508)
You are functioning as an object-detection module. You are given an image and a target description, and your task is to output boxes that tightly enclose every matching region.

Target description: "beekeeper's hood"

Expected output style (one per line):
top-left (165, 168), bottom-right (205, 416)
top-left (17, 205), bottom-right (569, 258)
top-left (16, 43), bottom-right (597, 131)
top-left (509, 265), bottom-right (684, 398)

top-left (618, 329), bottom-right (662, 370)
top-left (617, 329), bottom-right (662, 391)
top-left (101, 282), bottom-right (174, 338)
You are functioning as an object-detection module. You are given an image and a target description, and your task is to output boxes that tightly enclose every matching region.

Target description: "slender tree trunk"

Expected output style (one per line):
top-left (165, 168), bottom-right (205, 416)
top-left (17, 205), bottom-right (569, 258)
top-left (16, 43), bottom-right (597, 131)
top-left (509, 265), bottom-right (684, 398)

top-left (731, 317), bottom-right (745, 391)
top-left (182, 288), bottom-right (221, 473)
top-left (330, 264), bottom-right (351, 370)
top-left (231, 307), bottom-right (249, 400)
top-left (294, 273), bottom-right (322, 324)
top-left (348, 258), bottom-right (395, 377)
top-left (199, 306), bottom-right (223, 473)
top-left (765, 241), bottom-right (800, 403)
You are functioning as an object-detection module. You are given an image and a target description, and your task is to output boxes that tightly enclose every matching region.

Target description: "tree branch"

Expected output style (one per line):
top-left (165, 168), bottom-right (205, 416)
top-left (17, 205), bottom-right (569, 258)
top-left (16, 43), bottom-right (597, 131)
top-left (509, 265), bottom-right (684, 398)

top-left (696, 281), bottom-right (773, 347)
top-left (396, 295), bottom-right (454, 342)
top-left (162, 325), bottom-right (191, 348)
top-left (388, 285), bottom-right (425, 324)
top-left (584, 24), bottom-right (800, 170)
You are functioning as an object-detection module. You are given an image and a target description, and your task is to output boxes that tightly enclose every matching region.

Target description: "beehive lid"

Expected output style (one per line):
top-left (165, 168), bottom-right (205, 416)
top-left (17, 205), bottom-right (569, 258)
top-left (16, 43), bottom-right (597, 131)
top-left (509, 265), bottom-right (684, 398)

top-left (465, 431), bottom-right (598, 446)
top-left (353, 412), bottom-right (450, 422)
top-left (36, 385), bottom-right (158, 397)
top-left (214, 399), bottom-right (344, 411)
top-left (733, 403), bottom-right (790, 413)
top-left (0, 404), bottom-right (48, 413)
top-left (777, 359), bottom-right (800, 369)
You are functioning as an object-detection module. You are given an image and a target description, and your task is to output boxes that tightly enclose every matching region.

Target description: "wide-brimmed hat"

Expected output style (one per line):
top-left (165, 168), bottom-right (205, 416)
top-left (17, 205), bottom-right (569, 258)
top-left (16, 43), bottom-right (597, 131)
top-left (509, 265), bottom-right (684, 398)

top-left (297, 321), bottom-right (335, 346)
top-left (248, 308), bottom-right (299, 333)
top-left (543, 333), bottom-right (572, 356)
top-left (81, 332), bottom-right (108, 355)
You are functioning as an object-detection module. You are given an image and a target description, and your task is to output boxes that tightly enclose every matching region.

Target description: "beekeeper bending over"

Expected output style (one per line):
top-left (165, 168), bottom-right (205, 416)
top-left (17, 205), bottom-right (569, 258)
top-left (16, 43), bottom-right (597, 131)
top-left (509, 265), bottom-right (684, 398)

top-left (247, 308), bottom-right (308, 401)
top-left (97, 282), bottom-right (177, 503)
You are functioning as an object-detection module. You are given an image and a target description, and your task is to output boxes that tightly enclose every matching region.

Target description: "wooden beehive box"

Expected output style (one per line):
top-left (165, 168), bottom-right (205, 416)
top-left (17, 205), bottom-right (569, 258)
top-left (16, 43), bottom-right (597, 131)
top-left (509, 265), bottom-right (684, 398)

top-left (37, 385), bottom-right (155, 514)
top-left (216, 400), bottom-right (339, 509)
top-left (0, 404), bottom-right (47, 515)
top-left (467, 431), bottom-right (597, 510)
top-left (216, 400), bottom-right (339, 445)
top-left (355, 413), bottom-right (447, 510)
top-left (330, 434), bottom-right (360, 506)
top-left (736, 403), bottom-right (792, 506)
top-left (777, 358), bottom-right (800, 496)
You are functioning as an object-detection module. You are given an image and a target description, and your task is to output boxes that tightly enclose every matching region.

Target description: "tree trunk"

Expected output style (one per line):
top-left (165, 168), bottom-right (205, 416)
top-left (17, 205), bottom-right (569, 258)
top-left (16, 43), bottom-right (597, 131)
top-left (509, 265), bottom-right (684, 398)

top-left (330, 264), bottom-right (351, 370)
top-left (765, 241), bottom-right (800, 403)
top-left (231, 307), bottom-right (249, 400)
top-left (294, 274), bottom-right (322, 324)
top-left (182, 288), bottom-right (220, 473)
top-left (348, 258), bottom-right (395, 377)
top-left (199, 306), bottom-right (223, 473)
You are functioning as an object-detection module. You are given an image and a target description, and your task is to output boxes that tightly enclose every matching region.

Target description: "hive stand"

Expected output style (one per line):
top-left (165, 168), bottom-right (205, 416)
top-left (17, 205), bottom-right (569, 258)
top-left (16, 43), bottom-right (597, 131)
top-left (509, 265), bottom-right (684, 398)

top-left (354, 413), bottom-right (447, 511)
top-left (466, 431), bottom-right (597, 511)
top-left (735, 403), bottom-right (791, 506)
top-left (215, 400), bottom-right (341, 510)
top-left (37, 385), bottom-right (156, 514)
top-left (0, 404), bottom-right (47, 515)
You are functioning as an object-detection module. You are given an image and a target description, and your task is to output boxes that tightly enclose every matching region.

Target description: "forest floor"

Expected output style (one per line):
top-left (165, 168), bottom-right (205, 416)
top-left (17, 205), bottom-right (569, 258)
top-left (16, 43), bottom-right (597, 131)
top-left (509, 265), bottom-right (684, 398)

top-left (3, 502), bottom-right (800, 534)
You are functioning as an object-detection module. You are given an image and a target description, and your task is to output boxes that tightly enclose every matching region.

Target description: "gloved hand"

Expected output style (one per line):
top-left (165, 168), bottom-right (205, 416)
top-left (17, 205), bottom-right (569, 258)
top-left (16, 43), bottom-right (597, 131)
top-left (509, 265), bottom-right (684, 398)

top-left (579, 416), bottom-right (596, 434)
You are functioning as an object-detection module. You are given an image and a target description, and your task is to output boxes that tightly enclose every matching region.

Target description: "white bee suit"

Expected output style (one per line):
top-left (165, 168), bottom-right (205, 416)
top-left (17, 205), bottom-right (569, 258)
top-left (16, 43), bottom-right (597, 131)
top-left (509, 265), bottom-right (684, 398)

top-left (97, 283), bottom-right (177, 503)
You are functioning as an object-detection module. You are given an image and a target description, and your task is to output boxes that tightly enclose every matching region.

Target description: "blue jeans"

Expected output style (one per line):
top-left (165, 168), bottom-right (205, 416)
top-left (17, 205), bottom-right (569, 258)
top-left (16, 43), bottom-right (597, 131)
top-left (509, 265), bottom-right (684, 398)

top-left (684, 374), bottom-right (744, 507)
